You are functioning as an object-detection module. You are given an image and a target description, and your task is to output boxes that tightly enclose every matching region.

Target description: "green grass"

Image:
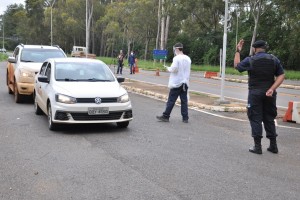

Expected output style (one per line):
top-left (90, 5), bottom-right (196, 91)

top-left (0, 53), bottom-right (8, 61)
top-left (101, 56), bottom-right (300, 80)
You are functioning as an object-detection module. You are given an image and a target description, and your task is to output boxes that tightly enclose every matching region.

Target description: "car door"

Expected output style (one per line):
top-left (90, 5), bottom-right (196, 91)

top-left (36, 62), bottom-right (51, 112)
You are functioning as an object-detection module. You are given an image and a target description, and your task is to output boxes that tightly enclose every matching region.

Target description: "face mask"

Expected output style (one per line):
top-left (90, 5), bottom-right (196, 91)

top-left (131, 53), bottom-right (133, 55)
top-left (173, 47), bottom-right (176, 56)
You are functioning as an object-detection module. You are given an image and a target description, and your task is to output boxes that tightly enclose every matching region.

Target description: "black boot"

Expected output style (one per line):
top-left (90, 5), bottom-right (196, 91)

top-left (249, 137), bottom-right (262, 154)
top-left (267, 138), bottom-right (278, 154)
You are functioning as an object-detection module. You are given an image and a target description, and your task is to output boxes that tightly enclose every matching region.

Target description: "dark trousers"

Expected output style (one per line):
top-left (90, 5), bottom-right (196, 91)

top-left (117, 63), bottom-right (123, 74)
top-left (129, 64), bottom-right (135, 74)
top-left (247, 89), bottom-right (278, 139)
top-left (163, 84), bottom-right (189, 120)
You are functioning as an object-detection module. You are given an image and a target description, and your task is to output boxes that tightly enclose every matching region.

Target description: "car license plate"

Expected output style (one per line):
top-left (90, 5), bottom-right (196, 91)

top-left (88, 107), bottom-right (109, 115)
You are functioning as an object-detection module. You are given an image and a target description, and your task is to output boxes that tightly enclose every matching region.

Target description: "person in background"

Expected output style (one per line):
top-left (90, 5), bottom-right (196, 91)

top-left (116, 50), bottom-right (124, 75)
top-left (234, 39), bottom-right (285, 154)
top-left (156, 42), bottom-right (191, 123)
top-left (128, 51), bottom-right (136, 74)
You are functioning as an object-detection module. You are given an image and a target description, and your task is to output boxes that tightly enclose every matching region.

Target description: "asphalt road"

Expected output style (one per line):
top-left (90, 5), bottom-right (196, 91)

top-left (0, 62), bottom-right (300, 200)
top-left (112, 66), bottom-right (300, 109)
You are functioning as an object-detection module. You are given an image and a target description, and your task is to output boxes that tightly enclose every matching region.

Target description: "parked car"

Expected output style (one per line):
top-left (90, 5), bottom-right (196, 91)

top-left (6, 44), bottom-right (67, 103)
top-left (0, 48), bottom-right (7, 53)
top-left (71, 46), bottom-right (96, 58)
top-left (34, 57), bottom-right (133, 130)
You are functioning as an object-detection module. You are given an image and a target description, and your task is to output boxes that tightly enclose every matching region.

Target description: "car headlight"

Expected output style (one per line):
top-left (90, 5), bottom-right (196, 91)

top-left (19, 68), bottom-right (35, 78)
top-left (118, 93), bottom-right (129, 103)
top-left (55, 94), bottom-right (77, 104)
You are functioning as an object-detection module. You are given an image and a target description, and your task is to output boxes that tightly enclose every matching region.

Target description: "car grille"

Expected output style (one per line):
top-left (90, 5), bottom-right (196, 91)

top-left (76, 97), bottom-right (118, 103)
top-left (71, 111), bottom-right (123, 121)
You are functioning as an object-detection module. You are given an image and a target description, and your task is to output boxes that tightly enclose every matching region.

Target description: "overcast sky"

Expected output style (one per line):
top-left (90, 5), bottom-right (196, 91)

top-left (0, 0), bottom-right (25, 15)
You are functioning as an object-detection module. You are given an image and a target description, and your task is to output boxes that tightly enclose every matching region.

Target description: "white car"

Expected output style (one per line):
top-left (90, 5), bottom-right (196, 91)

top-left (34, 57), bottom-right (133, 130)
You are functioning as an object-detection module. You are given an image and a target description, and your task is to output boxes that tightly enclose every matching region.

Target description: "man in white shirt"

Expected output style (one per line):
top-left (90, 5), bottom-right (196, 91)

top-left (156, 43), bottom-right (192, 123)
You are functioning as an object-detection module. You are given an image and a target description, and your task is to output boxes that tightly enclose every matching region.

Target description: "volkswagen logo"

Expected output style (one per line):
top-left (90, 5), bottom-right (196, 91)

top-left (95, 97), bottom-right (102, 104)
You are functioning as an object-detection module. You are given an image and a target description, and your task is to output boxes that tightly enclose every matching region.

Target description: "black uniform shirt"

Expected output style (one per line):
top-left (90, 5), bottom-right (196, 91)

top-left (237, 52), bottom-right (284, 76)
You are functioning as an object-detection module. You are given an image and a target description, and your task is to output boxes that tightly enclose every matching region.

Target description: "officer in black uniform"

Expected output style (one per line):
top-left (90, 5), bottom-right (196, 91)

top-left (234, 39), bottom-right (285, 154)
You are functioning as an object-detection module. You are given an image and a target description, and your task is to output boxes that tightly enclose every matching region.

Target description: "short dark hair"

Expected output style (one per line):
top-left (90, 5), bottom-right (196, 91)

top-left (174, 43), bottom-right (183, 51)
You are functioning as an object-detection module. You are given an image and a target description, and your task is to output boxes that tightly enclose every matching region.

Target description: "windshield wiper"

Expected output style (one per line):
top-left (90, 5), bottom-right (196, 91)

top-left (64, 78), bottom-right (78, 81)
top-left (87, 78), bottom-right (112, 82)
top-left (21, 60), bottom-right (34, 62)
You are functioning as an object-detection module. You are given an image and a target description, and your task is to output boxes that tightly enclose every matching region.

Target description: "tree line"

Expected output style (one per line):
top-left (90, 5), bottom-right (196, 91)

top-left (1, 0), bottom-right (299, 70)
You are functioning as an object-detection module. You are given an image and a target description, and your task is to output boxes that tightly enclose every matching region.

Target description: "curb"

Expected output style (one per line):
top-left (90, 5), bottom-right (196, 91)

top-left (122, 84), bottom-right (247, 113)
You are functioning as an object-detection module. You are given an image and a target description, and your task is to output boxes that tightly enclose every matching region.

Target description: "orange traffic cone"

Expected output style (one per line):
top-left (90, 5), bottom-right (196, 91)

top-left (134, 58), bottom-right (139, 73)
top-left (283, 101), bottom-right (293, 122)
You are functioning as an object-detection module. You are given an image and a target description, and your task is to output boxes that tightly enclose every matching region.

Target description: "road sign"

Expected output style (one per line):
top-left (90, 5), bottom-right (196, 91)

top-left (153, 49), bottom-right (168, 60)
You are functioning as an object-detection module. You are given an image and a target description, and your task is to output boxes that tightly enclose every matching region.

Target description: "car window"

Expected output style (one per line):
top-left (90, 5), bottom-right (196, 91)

top-left (55, 62), bottom-right (115, 82)
top-left (39, 62), bottom-right (48, 75)
top-left (20, 48), bottom-right (65, 63)
top-left (45, 63), bottom-right (52, 81)
top-left (14, 47), bottom-right (20, 61)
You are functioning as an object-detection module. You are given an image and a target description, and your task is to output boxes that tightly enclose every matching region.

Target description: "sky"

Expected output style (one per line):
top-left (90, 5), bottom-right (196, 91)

top-left (0, 0), bottom-right (25, 15)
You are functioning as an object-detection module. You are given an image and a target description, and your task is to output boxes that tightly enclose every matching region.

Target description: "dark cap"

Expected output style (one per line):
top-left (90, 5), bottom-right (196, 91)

top-left (174, 43), bottom-right (183, 48)
top-left (252, 40), bottom-right (267, 48)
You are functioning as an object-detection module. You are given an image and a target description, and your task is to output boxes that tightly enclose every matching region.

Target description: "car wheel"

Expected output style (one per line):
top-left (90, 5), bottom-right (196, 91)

top-left (14, 82), bottom-right (23, 103)
top-left (116, 121), bottom-right (129, 128)
top-left (6, 72), bottom-right (13, 94)
top-left (34, 92), bottom-right (43, 115)
top-left (48, 103), bottom-right (58, 131)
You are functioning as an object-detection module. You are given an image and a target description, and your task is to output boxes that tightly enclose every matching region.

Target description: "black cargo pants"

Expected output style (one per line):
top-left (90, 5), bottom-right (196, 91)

top-left (247, 89), bottom-right (278, 139)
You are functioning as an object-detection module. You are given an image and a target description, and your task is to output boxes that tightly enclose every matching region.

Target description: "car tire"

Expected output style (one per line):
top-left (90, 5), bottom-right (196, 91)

top-left (48, 103), bottom-right (58, 131)
top-left (34, 92), bottom-right (43, 115)
top-left (14, 81), bottom-right (23, 103)
top-left (6, 72), bottom-right (13, 94)
top-left (116, 121), bottom-right (129, 128)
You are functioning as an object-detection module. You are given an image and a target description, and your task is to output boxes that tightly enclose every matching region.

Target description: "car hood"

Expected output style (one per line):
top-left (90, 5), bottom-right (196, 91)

top-left (53, 81), bottom-right (127, 98)
top-left (20, 62), bottom-right (43, 72)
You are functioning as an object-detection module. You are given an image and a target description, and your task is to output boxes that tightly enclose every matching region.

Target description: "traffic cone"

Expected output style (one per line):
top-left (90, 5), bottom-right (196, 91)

top-left (283, 101), bottom-right (293, 122)
top-left (135, 58), bottom-right (139, 73)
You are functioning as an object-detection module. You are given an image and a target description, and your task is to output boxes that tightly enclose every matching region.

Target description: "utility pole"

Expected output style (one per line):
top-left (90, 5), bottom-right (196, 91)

top-left (50, 0), bottom-right (56, 46)
top-left (217, 0), bottom-right (230, 104)
top-left (86, 0), bottom-right (88, 58)
top-left (2, 16), bottom-right (4, 51)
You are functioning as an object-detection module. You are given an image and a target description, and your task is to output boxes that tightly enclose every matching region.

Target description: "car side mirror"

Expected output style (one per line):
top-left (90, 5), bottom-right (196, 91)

top-left (38, 76), bottom-right (50, 83)
top-left (117, 77), bottom-right (125, 83)
top-left (8, 56), bottom-right (16, 63)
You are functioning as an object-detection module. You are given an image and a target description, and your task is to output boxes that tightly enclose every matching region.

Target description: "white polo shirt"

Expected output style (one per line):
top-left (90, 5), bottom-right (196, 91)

top-left (166, 54), bottom-right (191, 89)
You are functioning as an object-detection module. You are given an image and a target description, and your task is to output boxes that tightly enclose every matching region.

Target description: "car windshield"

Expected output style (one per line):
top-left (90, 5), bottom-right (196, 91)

top-left (55, 62), bottom-right (115, 82)
top-left (20, 48), bottom-right (65, 62)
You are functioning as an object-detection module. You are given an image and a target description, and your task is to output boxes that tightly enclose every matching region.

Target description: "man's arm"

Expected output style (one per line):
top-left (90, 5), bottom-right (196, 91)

top-left (266, 74), bottom-right (285, 96)
top-left (234, 39), bottom-right (244, 68)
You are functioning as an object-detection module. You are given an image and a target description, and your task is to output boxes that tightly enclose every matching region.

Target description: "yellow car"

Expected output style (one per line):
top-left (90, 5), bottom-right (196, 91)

top-left (6, 44), bottom-right (66, 103)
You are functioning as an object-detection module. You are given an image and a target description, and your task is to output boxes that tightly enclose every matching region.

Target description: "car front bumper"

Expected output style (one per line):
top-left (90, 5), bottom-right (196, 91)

top-left (51, 102), bottom-right (133, 124)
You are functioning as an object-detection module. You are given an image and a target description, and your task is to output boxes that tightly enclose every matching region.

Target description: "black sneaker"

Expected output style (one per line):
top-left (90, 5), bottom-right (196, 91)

top-left (182, 119), bottom-right (188, 123)
top-left (156, 115), bottom-right (169, 122)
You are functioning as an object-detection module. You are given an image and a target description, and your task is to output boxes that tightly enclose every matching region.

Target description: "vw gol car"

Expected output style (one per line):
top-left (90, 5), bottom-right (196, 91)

top-left (6, 44), bottom-right (67, 103)
top-left (34, 58), bottom-right (133, 130)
